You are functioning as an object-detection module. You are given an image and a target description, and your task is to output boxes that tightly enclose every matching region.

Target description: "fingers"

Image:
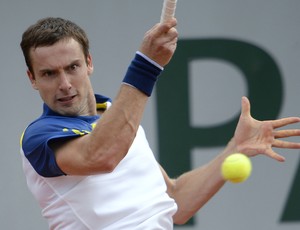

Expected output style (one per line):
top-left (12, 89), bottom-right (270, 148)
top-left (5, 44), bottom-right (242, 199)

top-left (159, 18), bottom-right (177, 32)
top-left (142, 18), bottom-right (177, 45)
top-left (264, 119), bottom-right (300, 161)
top-left (271, 117), bottom-right (300, 129)
top-left (265, 149), bottom-right (286, 162)
top-left (237, 96), bottom-right (300, 162)
top-left (156, 20), bottom-right (178, 44)
top-left (147, 19), bottom-right (177, 38)
top-left (272, 139), bottom-right (300, 149)
top-left (275, 129), bottom-right (300, 138)
top-left (241, 97), bottom-right (300, 130)
top-left (139, 19), bottom-right (178, 67)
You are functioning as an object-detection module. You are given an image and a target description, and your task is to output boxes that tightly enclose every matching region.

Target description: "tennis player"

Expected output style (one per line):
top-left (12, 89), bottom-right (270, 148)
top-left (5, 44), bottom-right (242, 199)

top-left (20, 17), bottom-right (300, 229)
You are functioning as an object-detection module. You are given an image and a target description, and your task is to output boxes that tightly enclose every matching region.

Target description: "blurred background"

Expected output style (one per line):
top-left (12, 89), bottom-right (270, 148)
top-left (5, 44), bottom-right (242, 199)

top-left (1, 0), bottom-right (300, 229)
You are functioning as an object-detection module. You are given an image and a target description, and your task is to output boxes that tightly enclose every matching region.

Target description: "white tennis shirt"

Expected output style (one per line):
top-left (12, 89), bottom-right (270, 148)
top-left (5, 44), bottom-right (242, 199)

top-left (21, 126), bottom-right (177, 229)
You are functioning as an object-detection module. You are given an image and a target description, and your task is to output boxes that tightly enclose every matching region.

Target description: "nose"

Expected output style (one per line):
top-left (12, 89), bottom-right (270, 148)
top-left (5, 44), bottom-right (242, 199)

top-left (58, 72), bottom-right (72, 91)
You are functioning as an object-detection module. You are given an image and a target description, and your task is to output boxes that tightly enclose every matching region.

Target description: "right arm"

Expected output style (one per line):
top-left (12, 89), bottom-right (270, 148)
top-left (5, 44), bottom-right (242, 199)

top-left (54, 19), bottom-right (178, 176)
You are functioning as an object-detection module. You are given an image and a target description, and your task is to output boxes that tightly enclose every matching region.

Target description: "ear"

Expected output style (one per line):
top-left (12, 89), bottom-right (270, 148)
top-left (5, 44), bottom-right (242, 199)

top-left (27, 70), bottom-right (38, 90)
top-left (86, 54), bottom-right (94, 76)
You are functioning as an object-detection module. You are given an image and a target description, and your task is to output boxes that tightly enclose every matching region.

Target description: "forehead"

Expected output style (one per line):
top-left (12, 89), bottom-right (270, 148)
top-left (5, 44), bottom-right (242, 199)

top-left (30, 38), bottom-right (84, 69)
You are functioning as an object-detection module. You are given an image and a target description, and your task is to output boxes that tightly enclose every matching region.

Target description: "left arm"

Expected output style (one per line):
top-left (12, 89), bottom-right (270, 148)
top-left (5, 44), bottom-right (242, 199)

top-left (160, 150), bottom-right (227, 225)
top-left (161, 96), bottom-right (300, 225)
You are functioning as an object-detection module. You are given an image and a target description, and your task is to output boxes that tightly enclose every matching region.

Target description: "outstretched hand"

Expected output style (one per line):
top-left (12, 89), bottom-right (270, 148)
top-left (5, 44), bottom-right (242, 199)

top-left (233, 97), bottom-right (300, 162)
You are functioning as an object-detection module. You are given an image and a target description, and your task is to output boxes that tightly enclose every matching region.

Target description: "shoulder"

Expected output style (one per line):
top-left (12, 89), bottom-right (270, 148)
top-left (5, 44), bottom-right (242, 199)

top-left (22, 115), bottom-right (98, 151)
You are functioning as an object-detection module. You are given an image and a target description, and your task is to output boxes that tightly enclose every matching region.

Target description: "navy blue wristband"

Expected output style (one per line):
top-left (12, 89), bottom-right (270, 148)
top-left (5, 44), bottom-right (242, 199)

top-left (122, 53), bottom-right (162, 96)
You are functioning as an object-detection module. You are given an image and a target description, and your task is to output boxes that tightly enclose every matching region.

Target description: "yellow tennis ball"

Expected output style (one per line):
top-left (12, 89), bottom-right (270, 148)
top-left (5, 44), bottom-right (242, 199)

top-left (221, 153), bottom-right (252, 183)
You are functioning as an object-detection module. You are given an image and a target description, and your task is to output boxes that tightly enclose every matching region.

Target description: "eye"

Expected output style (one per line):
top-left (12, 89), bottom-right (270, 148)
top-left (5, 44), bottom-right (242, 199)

top-left (42, 70), bottom-right (55, 77)
top-left (69, 64), bottom-right (79, 72)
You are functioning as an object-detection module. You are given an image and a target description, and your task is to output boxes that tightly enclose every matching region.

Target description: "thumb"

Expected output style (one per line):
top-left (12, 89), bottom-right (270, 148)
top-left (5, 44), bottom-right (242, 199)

top-left (241, 96), bottom-right (251, 118)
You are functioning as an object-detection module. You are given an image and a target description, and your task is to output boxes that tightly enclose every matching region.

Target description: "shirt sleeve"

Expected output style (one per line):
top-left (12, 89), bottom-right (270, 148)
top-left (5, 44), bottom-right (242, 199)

top-left (21, 117), bottom-right (92, 177)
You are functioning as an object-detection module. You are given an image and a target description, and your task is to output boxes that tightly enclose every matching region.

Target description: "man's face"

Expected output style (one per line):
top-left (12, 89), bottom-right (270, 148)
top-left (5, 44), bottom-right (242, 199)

top-left (27, 38), bottom-right (95, 116)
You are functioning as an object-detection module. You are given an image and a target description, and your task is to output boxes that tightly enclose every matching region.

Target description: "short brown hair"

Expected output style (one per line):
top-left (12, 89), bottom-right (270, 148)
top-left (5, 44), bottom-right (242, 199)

top-left (20, 17), bottom-right (90, 72)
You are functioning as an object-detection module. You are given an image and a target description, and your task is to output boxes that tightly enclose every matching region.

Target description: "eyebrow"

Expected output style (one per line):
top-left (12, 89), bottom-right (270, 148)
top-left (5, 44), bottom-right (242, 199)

top-left (38, 59), bottom-right (82, 74)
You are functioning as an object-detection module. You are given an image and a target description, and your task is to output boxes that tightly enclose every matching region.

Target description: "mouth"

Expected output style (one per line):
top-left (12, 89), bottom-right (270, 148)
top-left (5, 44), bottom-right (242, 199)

top-left (57, 95), bottom-right (76, 104)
